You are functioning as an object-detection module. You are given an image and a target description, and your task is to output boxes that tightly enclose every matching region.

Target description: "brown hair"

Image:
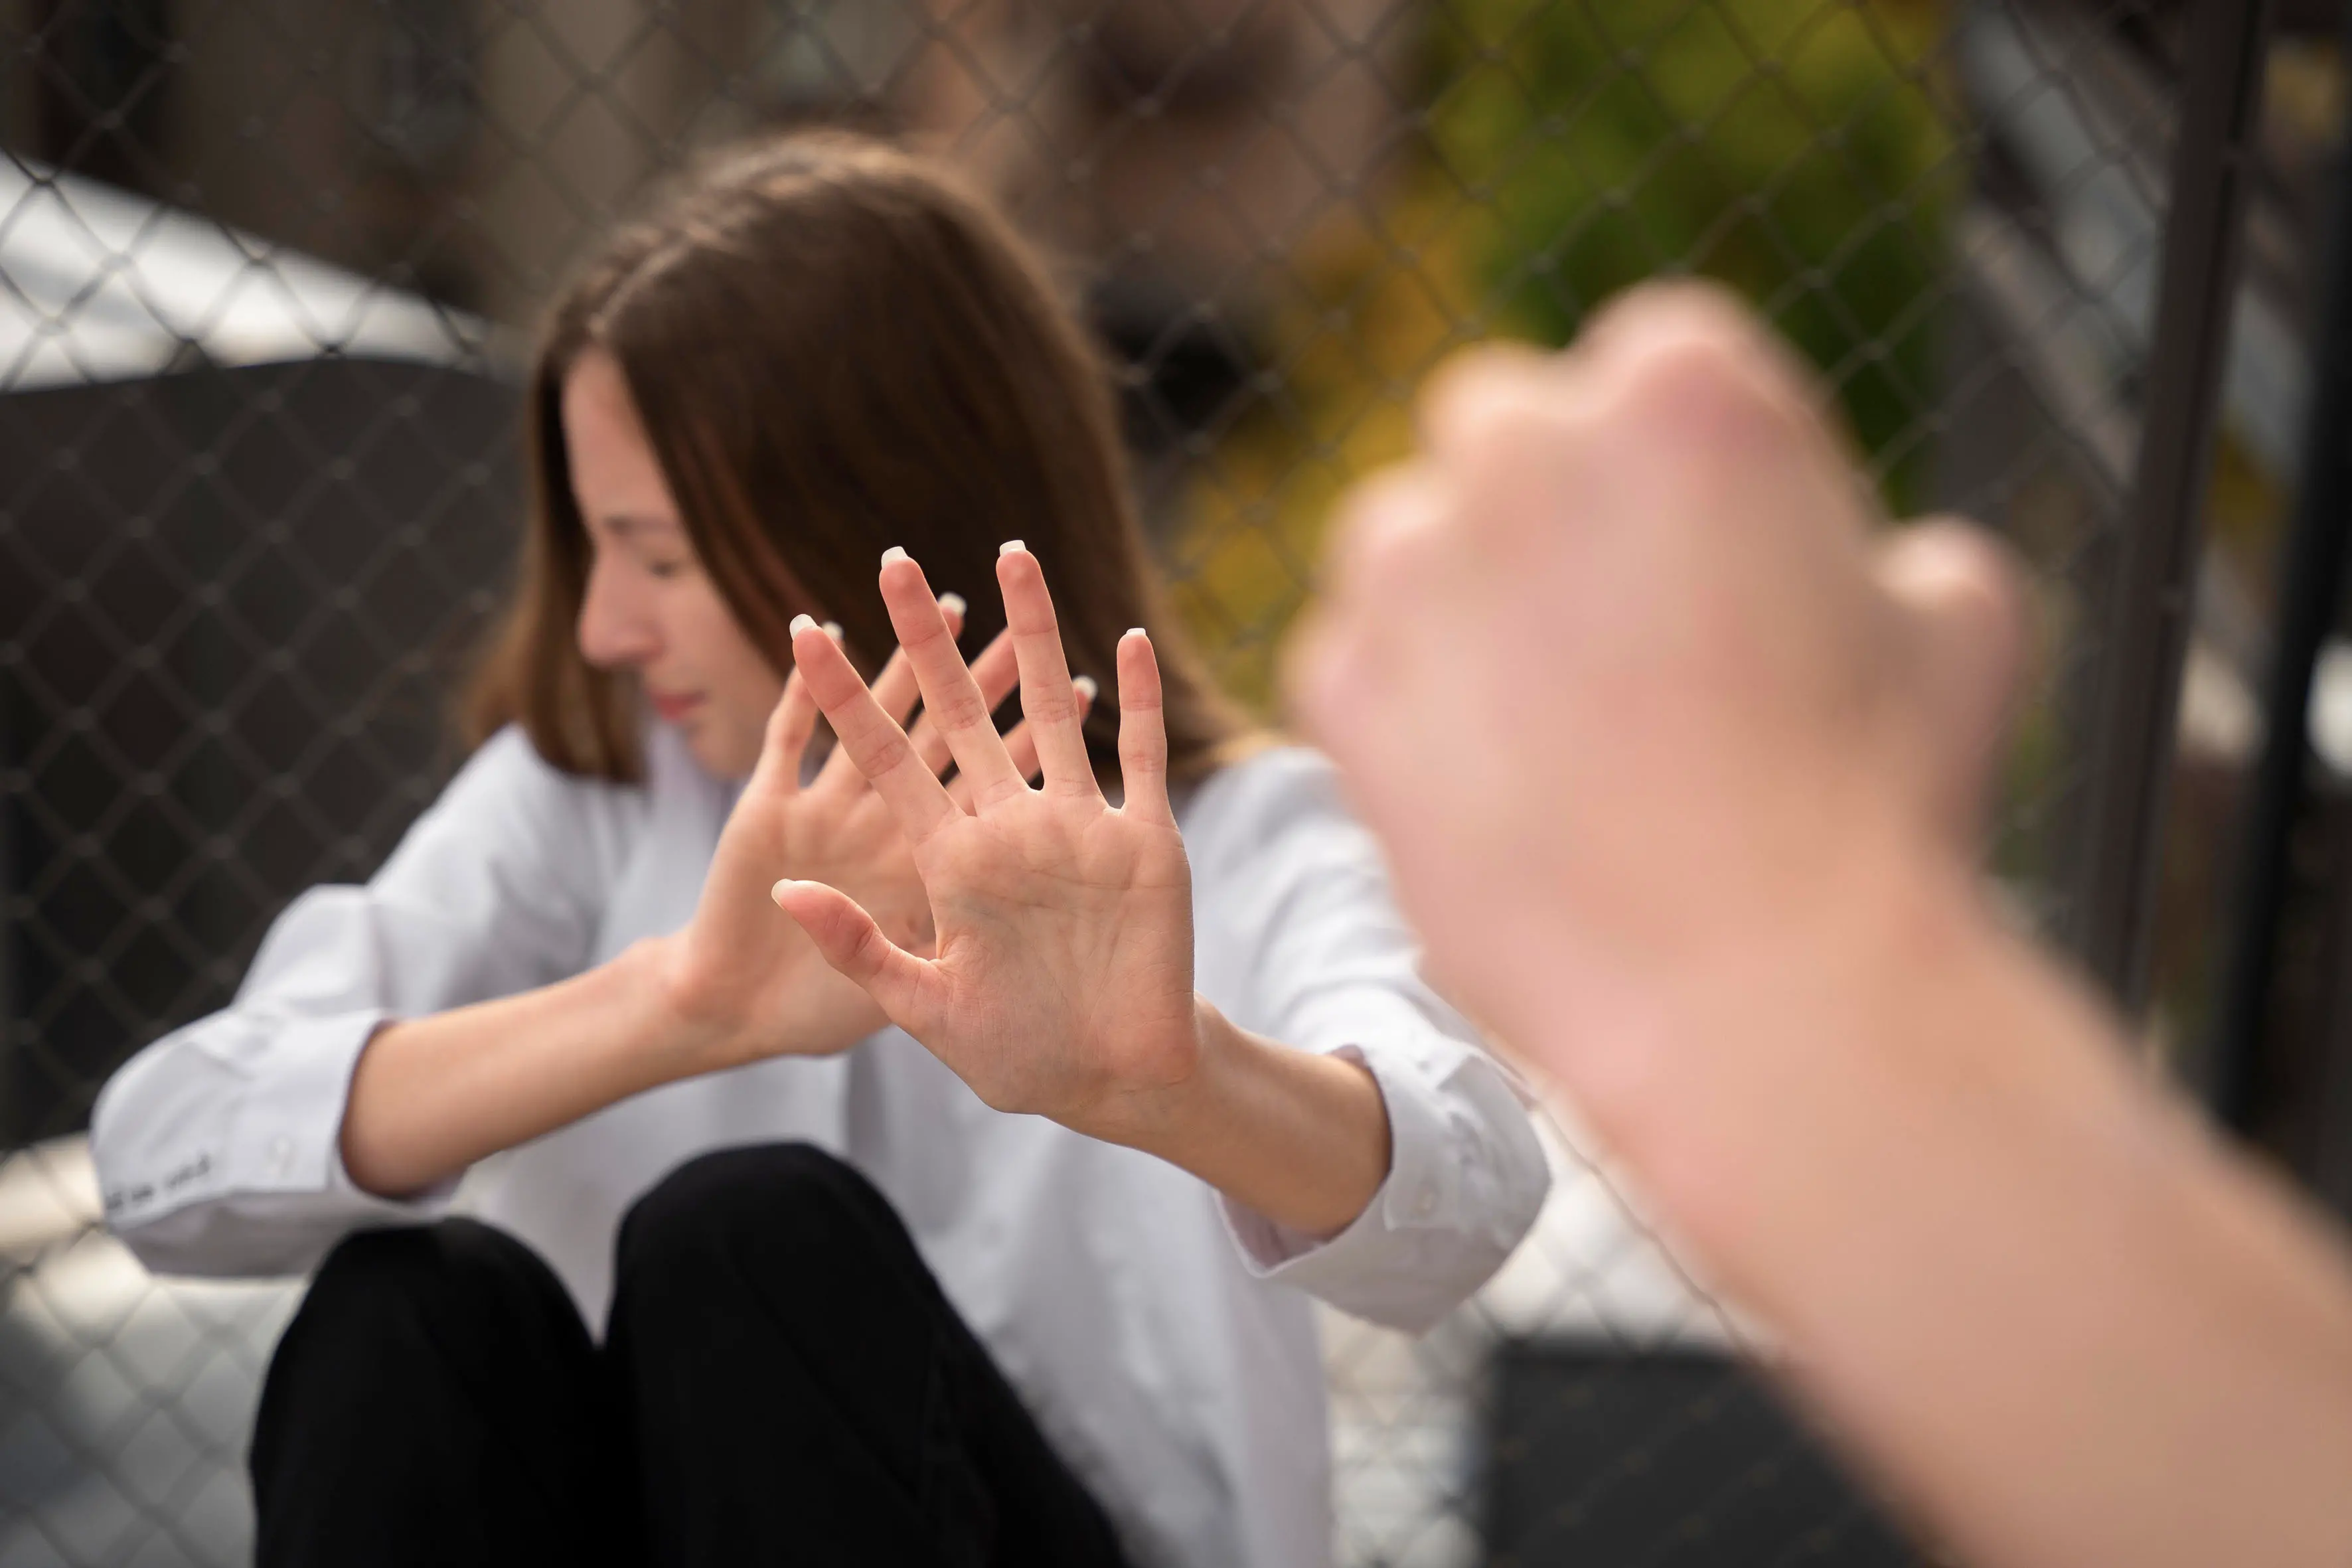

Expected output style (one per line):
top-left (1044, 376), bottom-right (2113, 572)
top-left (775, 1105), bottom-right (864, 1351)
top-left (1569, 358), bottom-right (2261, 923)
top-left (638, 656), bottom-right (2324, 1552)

top-left (465, 131), bottom-right (1250, 783)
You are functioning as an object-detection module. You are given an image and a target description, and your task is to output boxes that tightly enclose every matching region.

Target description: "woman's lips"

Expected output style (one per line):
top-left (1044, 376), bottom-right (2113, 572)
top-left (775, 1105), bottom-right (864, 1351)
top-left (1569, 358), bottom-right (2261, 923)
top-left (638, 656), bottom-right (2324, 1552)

top-left (649, 691), bottom-right (704, 724)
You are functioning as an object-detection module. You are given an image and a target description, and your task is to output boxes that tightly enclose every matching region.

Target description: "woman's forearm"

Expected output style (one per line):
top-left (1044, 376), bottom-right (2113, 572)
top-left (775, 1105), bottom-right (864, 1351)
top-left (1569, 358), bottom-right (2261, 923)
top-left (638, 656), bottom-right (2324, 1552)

top-left (338, 939), bottom-right (722, 1198)
top-left (1104, 999), bottom-right (1393, 1239)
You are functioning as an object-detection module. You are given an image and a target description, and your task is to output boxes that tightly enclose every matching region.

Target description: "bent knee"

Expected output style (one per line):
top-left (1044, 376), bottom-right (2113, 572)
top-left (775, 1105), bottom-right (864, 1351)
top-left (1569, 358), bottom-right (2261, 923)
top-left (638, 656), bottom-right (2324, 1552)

top-left (305, 1219), bottom-right (562, 1328)
top-left (616, 1142), bottom-right (905, 1288)
top-left (279, 1219), bottom-right (579, 1387)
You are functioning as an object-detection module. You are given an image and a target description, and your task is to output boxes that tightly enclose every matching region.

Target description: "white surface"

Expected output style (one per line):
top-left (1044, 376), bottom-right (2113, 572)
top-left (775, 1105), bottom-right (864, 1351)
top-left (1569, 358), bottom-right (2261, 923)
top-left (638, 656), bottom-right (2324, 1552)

top-left (0, 1142), bottom-right (295, 1568)
top-left (0, 159), bottom-right (495, 392)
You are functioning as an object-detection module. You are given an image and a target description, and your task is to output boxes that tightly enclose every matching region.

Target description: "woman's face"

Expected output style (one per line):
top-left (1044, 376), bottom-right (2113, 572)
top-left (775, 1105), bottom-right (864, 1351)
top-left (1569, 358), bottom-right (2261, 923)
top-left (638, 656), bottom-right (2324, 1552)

top-left (564, 347), bottom-right (787, 780)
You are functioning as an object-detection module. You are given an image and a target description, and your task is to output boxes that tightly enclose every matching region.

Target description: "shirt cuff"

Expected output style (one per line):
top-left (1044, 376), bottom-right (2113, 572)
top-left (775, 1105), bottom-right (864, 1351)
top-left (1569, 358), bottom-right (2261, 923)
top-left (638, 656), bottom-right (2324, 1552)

top-left (104, 1007), bottom-right (453, 1235)
top-left (1217, 1042), bottom-right (1461, 1288)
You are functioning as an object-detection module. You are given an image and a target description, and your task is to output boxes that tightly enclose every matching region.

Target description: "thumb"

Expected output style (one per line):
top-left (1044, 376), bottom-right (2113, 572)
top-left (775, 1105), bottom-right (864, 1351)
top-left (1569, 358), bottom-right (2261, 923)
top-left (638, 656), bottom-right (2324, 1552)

top-left (770, 878), bottom-right (930, 1023)
top-left (1874, 518), bottom-right (2032, 848)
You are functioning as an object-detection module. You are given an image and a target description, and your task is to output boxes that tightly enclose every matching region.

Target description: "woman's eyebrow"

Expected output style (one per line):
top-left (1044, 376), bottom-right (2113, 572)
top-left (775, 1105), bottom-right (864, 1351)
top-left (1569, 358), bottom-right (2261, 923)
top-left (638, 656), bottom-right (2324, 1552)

top-left (597, 511), bottom-right (682, 540)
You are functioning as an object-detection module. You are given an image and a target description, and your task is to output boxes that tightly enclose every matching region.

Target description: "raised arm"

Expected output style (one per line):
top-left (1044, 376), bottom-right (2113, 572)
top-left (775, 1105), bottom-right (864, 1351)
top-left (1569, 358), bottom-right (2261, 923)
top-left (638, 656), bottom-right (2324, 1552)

top-left (95, 607), bottom-right (1083, 1269)
top-left (339, 613), bottom-right (1093, 1197)
top-left (1284, 283), bottom-right (2352, 1568)
top-left (92, 724), bottom-right (630, 1273)
top-left (772, 546), bottom-right (1405, 1240)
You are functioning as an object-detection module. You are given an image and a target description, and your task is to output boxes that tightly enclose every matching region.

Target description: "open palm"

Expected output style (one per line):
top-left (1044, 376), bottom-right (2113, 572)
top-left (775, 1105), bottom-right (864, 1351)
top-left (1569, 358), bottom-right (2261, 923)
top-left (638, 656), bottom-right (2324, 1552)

top-left (773, 546), bottom-right (1201, 1138)
top-left (666, 599), bottom-right (1085, 1069)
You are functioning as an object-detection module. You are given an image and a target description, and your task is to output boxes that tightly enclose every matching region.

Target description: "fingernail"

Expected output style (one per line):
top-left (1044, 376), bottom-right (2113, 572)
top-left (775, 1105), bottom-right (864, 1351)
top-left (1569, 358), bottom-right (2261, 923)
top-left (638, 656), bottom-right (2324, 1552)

top-left (882, 545), bottom-right (909, 567)
top-left (822, 620), bottom-right (844, 642)
top-left (770, 879), bottom-right (793, 902)
top-left (1073, 674), bottom-right (1099, 702)
top-left (1125, 626), bottom-right (1148, 639)
top-left (938, 591), bottom-right (967, 617)
top-left (999, 538), bottom-right (1026, 556)
top-left (789, 613), bottom-right (819, 637)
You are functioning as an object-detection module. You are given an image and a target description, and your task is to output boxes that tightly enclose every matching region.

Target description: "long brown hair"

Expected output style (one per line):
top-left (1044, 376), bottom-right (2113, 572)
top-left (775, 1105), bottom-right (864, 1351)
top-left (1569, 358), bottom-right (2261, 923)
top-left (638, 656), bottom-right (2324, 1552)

top-left (465, 131), bottom-right (1249, 783)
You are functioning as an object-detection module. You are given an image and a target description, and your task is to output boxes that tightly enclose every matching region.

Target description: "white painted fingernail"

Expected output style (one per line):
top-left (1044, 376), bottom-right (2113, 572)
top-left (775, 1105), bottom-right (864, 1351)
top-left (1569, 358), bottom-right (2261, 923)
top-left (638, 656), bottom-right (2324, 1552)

top-left (789, 613), bottom-right (819, 637)
top-left (882, 545), bottom-right (909, 567)
top-left (938, 591), bottom-right (967, 617)
top-left (1073, 674), bottom-right (1099, 702)
top-left (822, 620), bottom-right (844, 642)
top-left (1125, 626), bottom-right (1148, 639)
top-left (999, 538), bottom-right (1026, 556)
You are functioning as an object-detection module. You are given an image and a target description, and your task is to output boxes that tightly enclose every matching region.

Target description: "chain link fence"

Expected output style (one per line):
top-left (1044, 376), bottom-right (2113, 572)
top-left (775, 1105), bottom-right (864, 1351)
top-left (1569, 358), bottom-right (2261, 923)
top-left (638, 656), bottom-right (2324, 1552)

top-left (2, 0), bottom-right (2337, 1562)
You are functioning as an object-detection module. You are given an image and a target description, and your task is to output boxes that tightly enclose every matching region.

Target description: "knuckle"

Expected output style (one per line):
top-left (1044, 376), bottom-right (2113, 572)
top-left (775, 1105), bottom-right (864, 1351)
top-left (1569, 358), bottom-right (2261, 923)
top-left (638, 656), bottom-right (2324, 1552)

top-left (1586, 278), bottom-right (1755, 360)
top-left (1610, 330), bottom-right (1793, 462)
top-left (933, 687), bottom-right (993, 732)
top-left (843, 725), bottom-right (903, 777)
top-left (1336, 485), bottom-right (1452, 608)
top-left (1025, 690), bottom-right (1081, 728)
top-left (1421, 342), bottom-right (1555, 455)
top-left (844, 917), bottom-right (886, 971)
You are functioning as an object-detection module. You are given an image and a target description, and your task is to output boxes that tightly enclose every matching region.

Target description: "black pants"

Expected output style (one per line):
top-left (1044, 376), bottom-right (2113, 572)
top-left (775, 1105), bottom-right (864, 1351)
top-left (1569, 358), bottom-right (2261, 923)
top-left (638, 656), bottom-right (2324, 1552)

top-left (250, 1143), bottom-right (1130, 1568)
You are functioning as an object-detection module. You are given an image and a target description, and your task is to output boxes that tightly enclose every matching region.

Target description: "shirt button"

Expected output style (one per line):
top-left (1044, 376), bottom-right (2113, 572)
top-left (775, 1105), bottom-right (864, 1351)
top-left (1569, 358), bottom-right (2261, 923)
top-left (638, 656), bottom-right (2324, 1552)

top-left (268, 1137), bottom-right (295, 1176)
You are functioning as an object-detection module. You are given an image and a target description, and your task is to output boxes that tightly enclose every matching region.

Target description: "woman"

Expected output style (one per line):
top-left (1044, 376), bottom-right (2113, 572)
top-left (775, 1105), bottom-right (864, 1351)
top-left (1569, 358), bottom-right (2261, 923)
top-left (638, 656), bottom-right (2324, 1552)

top-left (90, 132), bottom-right (1548, 1568)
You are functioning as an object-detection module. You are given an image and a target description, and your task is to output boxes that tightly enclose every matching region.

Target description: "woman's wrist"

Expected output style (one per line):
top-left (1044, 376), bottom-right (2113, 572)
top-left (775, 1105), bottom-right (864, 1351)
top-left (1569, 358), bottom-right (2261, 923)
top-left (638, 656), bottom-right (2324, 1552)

top-left (635, 933), bottom-right (755, 1079)
top-left (1063, 996), bottom-right (1225, 1152)
top-left (1082, 997), bottom-right (1393, 1239)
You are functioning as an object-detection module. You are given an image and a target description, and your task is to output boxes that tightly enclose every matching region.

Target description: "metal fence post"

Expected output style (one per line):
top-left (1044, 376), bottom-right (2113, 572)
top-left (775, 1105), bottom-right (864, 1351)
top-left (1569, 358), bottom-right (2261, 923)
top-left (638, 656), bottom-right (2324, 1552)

top-left (2203, 1), bottom-right (2352, 1133)
top-left (2069, 0), bottom-right (2277, 1013)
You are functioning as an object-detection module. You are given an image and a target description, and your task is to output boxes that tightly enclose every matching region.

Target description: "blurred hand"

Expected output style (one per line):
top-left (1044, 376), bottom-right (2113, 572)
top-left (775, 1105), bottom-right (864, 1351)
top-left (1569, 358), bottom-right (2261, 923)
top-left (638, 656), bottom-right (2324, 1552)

top-left (771, 546), bottom-right (1202, 1142)
top-left (662, 596), bottom-right (1092, 1067)
top-left (1285, 283), bottom-right (2025, 1109)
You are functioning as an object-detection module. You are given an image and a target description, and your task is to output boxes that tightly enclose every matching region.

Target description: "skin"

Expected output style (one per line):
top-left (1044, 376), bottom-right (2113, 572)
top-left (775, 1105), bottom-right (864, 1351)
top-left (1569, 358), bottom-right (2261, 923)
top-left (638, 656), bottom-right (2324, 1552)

top-left (568, 349), bottom-right (786, 783)
top-left (339, 351), bottom-right (1391, 1243)
top-left (774, 544), bottom-right (1393, 1232)
top-left (1285, 281), bottom-right (2352, 1568)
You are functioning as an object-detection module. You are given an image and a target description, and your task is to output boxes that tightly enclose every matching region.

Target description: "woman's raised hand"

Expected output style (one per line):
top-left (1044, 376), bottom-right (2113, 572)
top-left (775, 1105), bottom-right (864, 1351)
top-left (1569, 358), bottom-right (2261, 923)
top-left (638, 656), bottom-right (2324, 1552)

top-left (771, 546), bottom-right (1202, 1142)
top-left (661, 595), bottom-right (1092, 1069)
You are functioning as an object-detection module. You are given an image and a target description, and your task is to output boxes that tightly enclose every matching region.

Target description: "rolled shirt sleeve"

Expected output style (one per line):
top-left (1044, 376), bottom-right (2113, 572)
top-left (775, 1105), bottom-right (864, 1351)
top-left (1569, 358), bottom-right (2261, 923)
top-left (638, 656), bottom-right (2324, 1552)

top-left (90, 727), bottom-right (639, 1278)
top-left (1184, 748), bottom-right (1551, 1333)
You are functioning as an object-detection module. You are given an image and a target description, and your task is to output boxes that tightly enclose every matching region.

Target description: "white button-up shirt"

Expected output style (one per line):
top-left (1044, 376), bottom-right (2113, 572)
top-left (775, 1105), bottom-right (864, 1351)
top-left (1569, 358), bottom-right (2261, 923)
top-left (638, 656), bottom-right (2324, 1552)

top-left (91, 724), bottom-right (1549, 1568)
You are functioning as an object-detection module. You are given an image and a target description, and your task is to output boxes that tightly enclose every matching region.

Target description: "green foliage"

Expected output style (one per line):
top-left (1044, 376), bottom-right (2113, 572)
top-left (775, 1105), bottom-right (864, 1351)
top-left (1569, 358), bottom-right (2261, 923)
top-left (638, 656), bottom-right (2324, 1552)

top-left (1425, 0), bottom-right (1958, 506)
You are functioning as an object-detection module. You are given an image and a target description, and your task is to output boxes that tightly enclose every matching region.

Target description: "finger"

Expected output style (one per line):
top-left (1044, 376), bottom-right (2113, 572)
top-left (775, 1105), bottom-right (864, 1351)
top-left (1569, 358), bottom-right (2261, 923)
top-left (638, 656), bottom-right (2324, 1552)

top-left (996, 542), bottom-right (1099, 797)
top-left (1280, 601), bottom-right (1354, 760)
top-left (1579, 280), bottom-right (1819, 412)
top-left (871, 592), bottom-right (965, 726)
top-left (821, 593), bottom-right (967, 791)
top-left (771, 878), bottom-right (931, 1026)
top-left (954, 674), bottom-right (1095, 811)
top-left (746, 668), bottom-right (820, 797)
top-left (1116, 629), bottom-right (1173, 826)
top-left (1417, 341), bottom-right (1566, 462)
top-left (909, 625), bottom-right (1020, 781)
top-left (788, 613), bottom-right (959, 844)
top-left (1318, 460), bottom-right (1452, 612)
top-left (1874, 520), bottom-right (2032, 846)
top-left (880, 548), bottom-right (1024, 805)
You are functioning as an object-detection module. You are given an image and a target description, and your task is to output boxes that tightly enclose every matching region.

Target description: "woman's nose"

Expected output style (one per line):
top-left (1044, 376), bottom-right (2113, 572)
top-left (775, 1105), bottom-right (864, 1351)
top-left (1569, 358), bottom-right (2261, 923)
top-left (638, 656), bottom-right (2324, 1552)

top-left (576, 556), bottom-right (661, 669)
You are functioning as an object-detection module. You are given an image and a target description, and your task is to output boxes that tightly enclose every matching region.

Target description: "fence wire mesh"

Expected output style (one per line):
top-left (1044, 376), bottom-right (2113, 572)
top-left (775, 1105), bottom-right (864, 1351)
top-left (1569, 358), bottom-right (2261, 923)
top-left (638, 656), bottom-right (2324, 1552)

top-left (0, 0), bottom-right (2324, 1563)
